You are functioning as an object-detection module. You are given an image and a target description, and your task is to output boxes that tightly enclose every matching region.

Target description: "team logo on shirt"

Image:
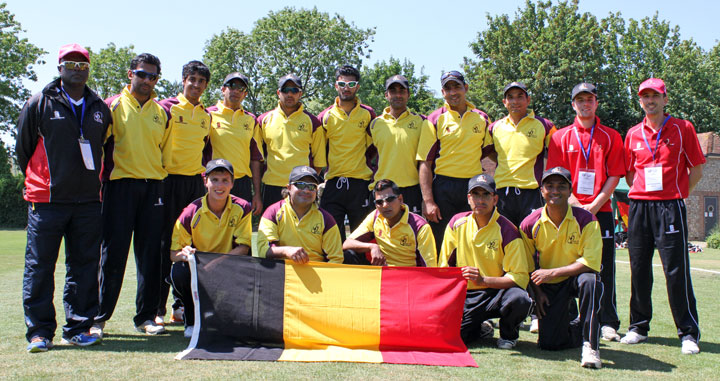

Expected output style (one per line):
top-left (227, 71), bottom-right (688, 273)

top-left (154, 114), bottom-right (161, 124)
top-left (377, 229), bottom-right (383, 238)
top-left (201, 119), bottom-right (207, 129)
top-left (357, 121), bottom-right (364, 129)
top-left (567, 232), bottom-right (580, 245)
top-left (526, 128), bottom-right (537, 138)
top-left (473, 124), bottom-right (481, 133)
top-left (229, 215), bottom-right (238, 227)
top-left (487, 240), bottom-right (498, 250)
top-left (243, 122), bottom-right (251, 131)
top-left (50, 111), bottom-right (65, 120)
top-left (94, 111), bottom-right (103, 123)
top-left (298, 123), bottom-right (307, 132)
top-left (407, 121), bottom-right (417, 129)
top-left (399, 235), bottom-right (411, 247)
top-left (311, 223), bottom-right (321, 235)
top-left (178, 116), bottom-right (185, 124)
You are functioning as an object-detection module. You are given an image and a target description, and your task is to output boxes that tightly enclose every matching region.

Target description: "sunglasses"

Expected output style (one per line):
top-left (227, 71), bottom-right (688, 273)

top-left (224, 82), bottom-right (247, 91)
top-left (336, 81), bottom-right (358, 88)
top-left (441, 70), bottom-right (464, 82)
top-left (60, 61), bottom-right (90, 71)
top-left (374, 195), bottom-right (398, 206)
top-left (132, 69), bottom-right (160, 81)
top-left (280, 87), bottom-right (301, 94)
top-left (292, 181), bottom-right (318, 191)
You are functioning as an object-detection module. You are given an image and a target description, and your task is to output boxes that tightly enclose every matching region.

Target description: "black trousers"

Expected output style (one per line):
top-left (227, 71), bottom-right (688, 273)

top-left (169, 261), bottom-right (194, 327)
top-left (496, 187), bottom-right (543, 227)
top-left (230, 175), bottom-right (253, 203)
top-left (320, 177), bottom-right (372, 241)
top-left (97, 179), bottom-right (164, 326)
top-left (537, 273), bottom-right (601, 350)
top-left (429, 175), bottom-right (471, 252)
top-left (627, 199), bottom-right (700, 341)
top-left (23, 202), bottom-right (101, 341)
top-left (262, 184), bottom-right (285, 211)
top-left (461, 287), bottom-right (532, 343)
top-left (399, 184), bottom-right (422, 215)
top-left (158, 174), bottom-right (205, 317)
top-left (596, 211), bottom-right (620, 329)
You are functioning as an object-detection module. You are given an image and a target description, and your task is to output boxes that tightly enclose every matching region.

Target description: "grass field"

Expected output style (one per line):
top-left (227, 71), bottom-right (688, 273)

top-left (1, 229), bottom-right (718, 380)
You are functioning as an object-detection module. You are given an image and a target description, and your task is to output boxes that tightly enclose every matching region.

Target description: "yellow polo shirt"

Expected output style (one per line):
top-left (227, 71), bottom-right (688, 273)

top-left (519, 206), bottom-right (602, 284)
top-left (257, 198), bottom-right (342, 263)
top-left (160, 93), bottom-right (211, 176)
top-left (439, 209), bottom-right (529, 290)
top-left (171, 195), bottom-right (252, 253)
top-left (487, 110), bottom-right (556, 189)
top-left (416, 101), bottom-right (491, 178)
top-left (103, 86), bottom-right (170, 181)
top-left (347, 205), bottom-right (437, 267)
top-left (207, 101), bottom-right (263, 179)
top-left (319, 98), bottom-right (375, 180)
top-left (369, 108), bottom-right (428, 189)
top-left (258, 103), bottom-right (326, 186)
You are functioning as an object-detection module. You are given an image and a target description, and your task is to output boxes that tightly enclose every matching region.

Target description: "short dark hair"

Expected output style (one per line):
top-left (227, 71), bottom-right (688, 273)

top-left (335, 65), bottom-right (360, 82)
top-left (373, 179), bottom-right (400, 198)
top-left (182, 60), bottom-right (210, 82)
top-left (130, 53), bottom-right (162, 74)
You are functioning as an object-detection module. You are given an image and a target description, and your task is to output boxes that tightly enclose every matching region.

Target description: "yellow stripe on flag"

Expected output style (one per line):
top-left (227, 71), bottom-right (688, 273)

top-left (279, 346), bottom-right (383, 363)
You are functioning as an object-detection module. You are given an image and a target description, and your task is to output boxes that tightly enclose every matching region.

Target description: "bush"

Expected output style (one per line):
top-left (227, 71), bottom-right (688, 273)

top-left (706, 226), bottom-right (720, 249)
top-left (0, 174), bottom-right (26, 228)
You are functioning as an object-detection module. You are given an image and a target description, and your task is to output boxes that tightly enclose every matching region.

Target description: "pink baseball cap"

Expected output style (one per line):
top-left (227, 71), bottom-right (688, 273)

top-left (638, 78), bottom-right (666, 95)
top-left (58, 43), bottom-right (89, 63)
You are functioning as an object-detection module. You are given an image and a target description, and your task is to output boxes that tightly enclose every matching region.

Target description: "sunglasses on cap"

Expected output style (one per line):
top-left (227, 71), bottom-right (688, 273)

top-left (59, 61), bottom-right (90, 71)
top-left (224, 82), bottom-right (247, 91)
top-left (441, 70), bottom-right (464, 81)
top-left (280, 87), bottom-right (301, 94)
top-left (336, 81), bottom-right (358, 89)
top-left (374, 195), bottom-right (398, 207)
top-left (292, 181), bottom-right (318, 191)
top-left (132, 69), bottom-right (160, 81)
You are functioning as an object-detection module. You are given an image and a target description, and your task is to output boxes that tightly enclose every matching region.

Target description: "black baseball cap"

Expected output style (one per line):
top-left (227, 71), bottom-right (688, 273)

top-left (289, 165), bottom-right (321, 184)
top-left (468, 174), bottom-right (496, 194)
top-left (503, 82), bottom-right (528, 97)
top-left (385, 75), bottom-right (409, 91)
top-left (440, 70), bottom-right (466, 87)
top-left (278, 74), bottom-right (302, 90)
top-left (223, 72), bottom-right (249, 87)
top-left (541, 167), bottom-right (572, 185)
top-left (205, 158), bottom-right (234, 177)
top-left (571, 82), bottom-right (597, 100)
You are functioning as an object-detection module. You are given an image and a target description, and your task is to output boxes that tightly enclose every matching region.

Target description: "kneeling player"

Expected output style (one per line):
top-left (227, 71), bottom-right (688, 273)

top-left (439, 174), bottom-right (532, 349)
top-left (169, 159), bottom-right (252, 338)
top-left (343, 179), bottom-right (436, 267)
top-left (520, 167), bottom-right (602, 368)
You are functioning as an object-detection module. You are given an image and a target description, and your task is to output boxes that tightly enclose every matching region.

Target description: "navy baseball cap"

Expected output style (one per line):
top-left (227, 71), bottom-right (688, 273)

top-left (205, 158), bottom-right (234, 177)
top-left (278, 74), bottom-right (302, 90)
top-left (571, 82), bottom-right (597, 100)
top-left (468, 174), bottom-right (496, 194)
top-left (503, 81), bottom-right (528, 97)
top-left (385, 75), bottom-right (409, 91)
top-left (441, 71), bottom-right (466, 87)
top-left (289, 165), bottom-right (321, 184)
top-left (541, 167), bottom-right (572, 185)
top-left (223, 72), bottom-right (249, 87)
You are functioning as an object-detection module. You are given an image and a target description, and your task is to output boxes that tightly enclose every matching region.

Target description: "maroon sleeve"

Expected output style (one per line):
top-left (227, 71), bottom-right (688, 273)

top-left (178, 198), bottom-right (204, 233)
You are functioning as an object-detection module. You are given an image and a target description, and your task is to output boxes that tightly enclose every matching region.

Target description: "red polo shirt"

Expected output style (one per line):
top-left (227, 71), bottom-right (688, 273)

top-left (547, 116), bottom-right (626, 212)
top-left (624, 114), bottom-right (705, 200)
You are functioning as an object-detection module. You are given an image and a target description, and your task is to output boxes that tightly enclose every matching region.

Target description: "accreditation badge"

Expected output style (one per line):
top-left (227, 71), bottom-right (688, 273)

top-left (78, 138), bottom-right (95, 170)
top-left (577, 170), bottom-right (595, 195)
top-left (644, 165), bottom-right (663, 192)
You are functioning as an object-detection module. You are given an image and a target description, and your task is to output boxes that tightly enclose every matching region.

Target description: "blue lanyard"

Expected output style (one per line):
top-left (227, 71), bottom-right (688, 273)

top-left (641, 115), bottom-right (671, 162)
top-left (572, 121), bottom-right (595, 165)
top-left (61, 87), bottom-right (86, 138)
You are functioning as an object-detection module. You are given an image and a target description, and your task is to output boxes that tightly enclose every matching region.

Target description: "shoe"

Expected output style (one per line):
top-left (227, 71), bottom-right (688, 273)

top-left (620, 331), bottom-right (648, 344)
top-left (184, 326), bottom-right (194, 339)
top-left (601, 326), bottom-right (621, 342)
top-left (479, 320), bottom-right (494, 339)
top-left (89, 321), bottom-right (104, 339)
top-left (60, 332), bottom-right (100, 347)
top-left (581, 342), bottom-right (602, 369)
top-left (135, 320), bottom-right (166, 335)
top-left (155, 315), bottom-right (165, 325)
top-left (170, 307), bottom-right (184, 325)
top-left (497, 338), bottom-right (517, 349)
top-left (26, 337), bottom-right (53, 353)
top-left (529, 318), bottom-right (539, 334)
top-left (681, 337), bottom-right (700, 355)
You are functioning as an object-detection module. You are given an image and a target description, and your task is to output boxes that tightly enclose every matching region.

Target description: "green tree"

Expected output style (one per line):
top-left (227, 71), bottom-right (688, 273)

top-left (0, 3), bottom-right (45, 136)
top-left (156, 79), bottom-right (183, 100)
top-left (204, 7), bottom-right (375, 115)
top-left (86, 43), bottom-right (136, 99)
top-left (357, 58), bottom-right (440, 115)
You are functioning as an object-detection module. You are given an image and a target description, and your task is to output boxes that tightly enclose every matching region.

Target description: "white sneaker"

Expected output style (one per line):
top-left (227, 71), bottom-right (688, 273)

top-left (497, 338), bottom-right (517, 349)
top-left (601, 326), bottom-right (621, 342)
top-left (529, 318), bottom-right (539, 334)
top-left (170, 307), bottom-right (185, 325)
top-left (620, 331), bottom-right (647, 344)
top-left (479, 320), bottom-right (494, 339)
top-left (135, 320), bottom-right (166, 335)
top-left (581, 342), bottom-right (602, 369)
top-left (89, 321), bottom-right (105, 339)
top-left (681, 338), bottom-right (700, 355)
top-left (154, 315), bottom-right (165, 326)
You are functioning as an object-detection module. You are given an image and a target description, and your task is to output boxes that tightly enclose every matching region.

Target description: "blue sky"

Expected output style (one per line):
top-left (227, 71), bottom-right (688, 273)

top-left (7, 0), bottom-right (719, 97)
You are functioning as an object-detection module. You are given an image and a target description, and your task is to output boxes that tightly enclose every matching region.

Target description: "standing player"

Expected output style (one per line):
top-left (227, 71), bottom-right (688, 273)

top-left (96, 53), bottom-right (170, 336)
top-left (520, 167), bottom-right (602, 368)
top-left (258, 74), bottom-right (326, 208)
top-left (439, 174), bottom-right (532, 349)
top-left (546, 83), bottom-right (626, 341)
top-left (369, 75), bottom-right (428, 213)
top-left (207, 72), bottom-right (263, 213)
top-left (417, 71), bottom-right (491, 251)
top-left (621, 78), bottom-right (704, 355)
top-left (157, 61), bottom-right (212, 326)
top-left (343, 179), bottom-right (436, 267)
top-left (318, 65), bottom-right (376, 241)
top-left (17, 44), bottom-right (110, 351)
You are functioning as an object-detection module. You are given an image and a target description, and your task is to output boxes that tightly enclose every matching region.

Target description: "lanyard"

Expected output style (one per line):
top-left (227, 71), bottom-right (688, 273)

top-left (61, 87), bottom-right (86, 138)
top-left (572, 121), bottom-right (595, 165)
top-left (641, 115), bottom-right (671, 162)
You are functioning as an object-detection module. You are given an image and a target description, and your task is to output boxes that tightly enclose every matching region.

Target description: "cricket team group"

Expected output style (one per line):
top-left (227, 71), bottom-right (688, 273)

top-left (17, 43), bottom-right (704, 368)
